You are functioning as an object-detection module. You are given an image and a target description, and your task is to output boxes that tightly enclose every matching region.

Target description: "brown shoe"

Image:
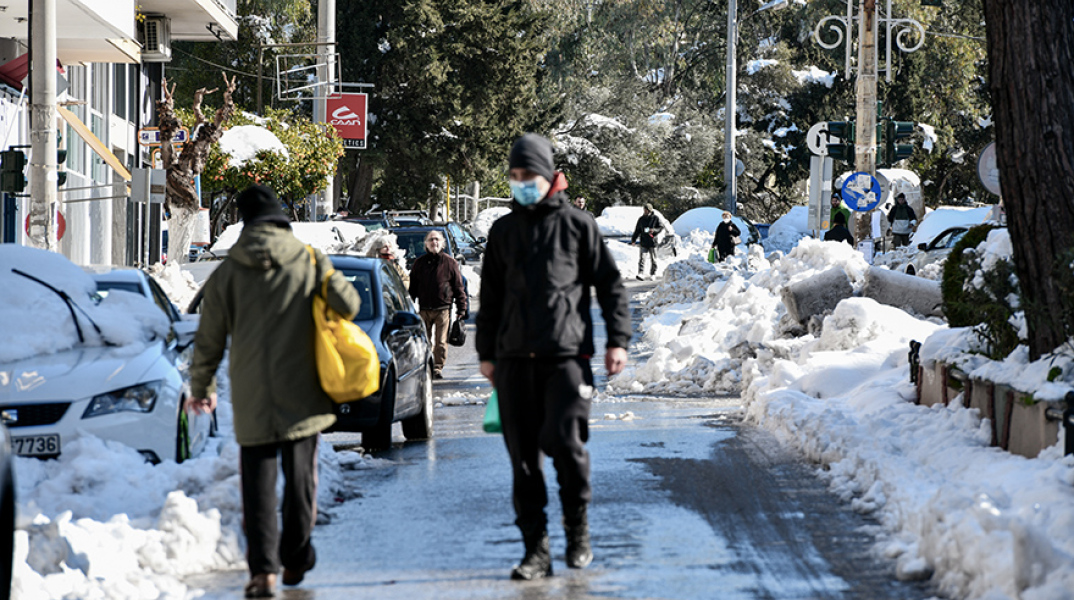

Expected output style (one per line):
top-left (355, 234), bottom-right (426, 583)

top-left (244, 573), bottom-right (277, 598)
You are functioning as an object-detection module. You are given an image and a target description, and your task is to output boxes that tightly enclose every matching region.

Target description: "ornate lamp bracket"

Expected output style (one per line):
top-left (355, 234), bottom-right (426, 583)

top-left (813, 0), bottom-right (925, 82)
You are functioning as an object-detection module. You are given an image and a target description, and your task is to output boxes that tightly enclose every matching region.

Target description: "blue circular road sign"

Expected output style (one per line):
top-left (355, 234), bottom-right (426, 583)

top-left (840, 172), bottom-right (882, 212)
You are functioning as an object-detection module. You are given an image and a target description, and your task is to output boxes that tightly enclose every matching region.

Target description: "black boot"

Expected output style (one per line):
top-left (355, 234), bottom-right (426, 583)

top-left (563, 505), bottom-right (593, 569)
top-left (511, 528), bottom-right (553, 580)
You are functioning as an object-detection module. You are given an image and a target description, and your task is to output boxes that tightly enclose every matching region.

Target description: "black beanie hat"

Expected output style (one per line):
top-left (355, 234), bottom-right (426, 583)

top-left (236, 184), bottom-right (289, 226)
top-left (833, 211), bottom-right (846, 225)
top-left (508, 133), bottom-right (555, 183)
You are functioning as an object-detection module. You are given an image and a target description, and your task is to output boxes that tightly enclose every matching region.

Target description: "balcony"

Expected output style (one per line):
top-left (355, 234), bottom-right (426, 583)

top-left (137, 0), bottom-right (238, 42)
top-left (0, 0), bottom-right (140, 64)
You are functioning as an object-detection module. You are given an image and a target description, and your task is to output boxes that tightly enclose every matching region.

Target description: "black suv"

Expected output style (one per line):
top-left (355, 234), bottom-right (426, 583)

top-left (392, 224), bottom-right (483, 268)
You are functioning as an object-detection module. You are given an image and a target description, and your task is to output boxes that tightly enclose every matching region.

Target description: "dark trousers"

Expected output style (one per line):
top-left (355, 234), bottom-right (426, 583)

top-left (240, 434), bottom-right (320, 576)
top-left (496, 357), bottom-right (593, 533)
top-left (637, 246), bottom-right (657, 275)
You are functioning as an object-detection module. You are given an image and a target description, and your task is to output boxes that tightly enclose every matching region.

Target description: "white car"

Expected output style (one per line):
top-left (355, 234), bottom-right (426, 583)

top-left (0, 268), bottom-right (212, 464)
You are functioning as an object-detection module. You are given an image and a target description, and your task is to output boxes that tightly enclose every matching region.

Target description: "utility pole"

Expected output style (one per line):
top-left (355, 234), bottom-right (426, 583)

top-left (853, 0), bottom-right (877, 243)
top-left (723, 0), bottom-right (738, 215)
top-left (312, 0), bottom-right (335, 221)
top-left (28, 0), bottom-right (58, 250)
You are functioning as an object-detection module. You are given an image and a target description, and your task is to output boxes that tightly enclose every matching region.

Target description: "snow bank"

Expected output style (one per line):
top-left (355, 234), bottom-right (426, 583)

top-left (218, 125), bottom-right (289, 169)
top-left (596, 205), bottom-right (644, 237)
top-left (619, 221), bottom-right (1074, 600)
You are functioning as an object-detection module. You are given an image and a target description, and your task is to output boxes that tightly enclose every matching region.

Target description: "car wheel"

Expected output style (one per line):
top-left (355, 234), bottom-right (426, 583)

top-left (0, 466), bottom-right (13, 600)
top-left (362, 371), bottom-right (395, 451)
top-left (402, 364), bottom-right (434, 441)
top-left (176, 405), bottom-right (192, 463)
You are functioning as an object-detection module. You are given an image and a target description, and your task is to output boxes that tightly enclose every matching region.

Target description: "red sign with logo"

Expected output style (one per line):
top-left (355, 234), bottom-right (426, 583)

top-left (327, 93), bottom-right (368, 149)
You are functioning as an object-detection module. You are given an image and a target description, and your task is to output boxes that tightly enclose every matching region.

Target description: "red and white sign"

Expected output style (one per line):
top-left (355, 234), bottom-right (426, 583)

top-left (327, 93), bottom-right (368, 149)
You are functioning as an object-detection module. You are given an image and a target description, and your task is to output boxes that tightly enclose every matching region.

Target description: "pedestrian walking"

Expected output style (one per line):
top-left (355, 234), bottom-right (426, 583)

top-left (476, 133), bottom-right (631, 581)
top-left (711, 211), bottom-right (741, 262)
top-left (887, 193), bottom-right (918, 248)
top-left (409, 230), bottom-right (468, 379)
top-left (187, 184), bottom-right (362, 598)
top-left (830, 192), bottom-right (851, 229)
top-left (573, 196), bottom-right (588, 211)
top-left (367, 236), bottom-right (409, 287)
top-left (630, 203), bottom-right (663, 279)
top-left (823, 211), bottom-right (855, 246)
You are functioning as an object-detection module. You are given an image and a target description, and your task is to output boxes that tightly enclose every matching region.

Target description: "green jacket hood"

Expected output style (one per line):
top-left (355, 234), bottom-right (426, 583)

top-left (228, 223), bottom-right (307, 270)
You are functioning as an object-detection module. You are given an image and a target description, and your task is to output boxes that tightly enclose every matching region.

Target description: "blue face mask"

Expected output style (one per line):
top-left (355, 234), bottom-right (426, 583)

top-left (509, 180), bottom-right (544, 206)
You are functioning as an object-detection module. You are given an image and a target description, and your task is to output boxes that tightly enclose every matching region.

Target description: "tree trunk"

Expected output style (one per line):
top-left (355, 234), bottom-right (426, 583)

top-left (982, 0), bottom-right (1074, 359)
top-left (351, 157), bottom-right (375, 212)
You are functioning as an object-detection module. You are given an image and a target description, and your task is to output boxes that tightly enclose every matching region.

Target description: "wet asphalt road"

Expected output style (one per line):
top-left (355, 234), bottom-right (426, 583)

top-left (190, 279), bottom-right (936, 600)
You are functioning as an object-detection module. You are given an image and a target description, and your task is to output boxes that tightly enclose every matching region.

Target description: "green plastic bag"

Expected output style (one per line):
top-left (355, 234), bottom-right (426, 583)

top-left (707, 247), bottom-right (717, 263)
top-left (483, 389), bottom-right (502, 433)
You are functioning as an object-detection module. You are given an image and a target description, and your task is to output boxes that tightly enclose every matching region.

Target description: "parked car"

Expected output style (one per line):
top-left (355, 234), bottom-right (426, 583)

top-left (184, 255), bottom-right (435, 450)
top-left (0, 267), bottom-right (212, 464)
top-left (341, 216), bottom-right (393, 231)
top-left (0, 424), bottom-right (13, 598)
top-left (391, 225), bottom-right (467, 268)
top-left (901, 226), bottom-right (970, 276)
top-left (325, 255), bottom-right (435, 449)
top-left (753, 223), bottom-right (771, 240)
top-left (434, 220), bottom-right (485, 265)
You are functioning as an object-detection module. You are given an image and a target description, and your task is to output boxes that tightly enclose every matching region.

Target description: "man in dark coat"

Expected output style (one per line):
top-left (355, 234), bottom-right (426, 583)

top-left (824, 211), bottom-right (855, 246)
top-left (409, 230), bottom-right (468, 379)
top-left (712, 211), bottom-right (741, 262)
top-left (476, 133), bottom-right (631, 581)
top-left (630, 203), bottom-right (663, 280)
top-left (188, 184), bottom-right (362, 598)
top-left (887, 193), bottom-right (918, 248)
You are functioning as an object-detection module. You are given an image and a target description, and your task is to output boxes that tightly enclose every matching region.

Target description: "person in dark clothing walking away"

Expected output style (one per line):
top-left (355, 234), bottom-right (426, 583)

top-left (712, 211), bottom-right (741, 262)
top-left (409, 230), bottom-right (468, 379)
top-left (887, 193), bottom-right (918, 248)
top-left (824, 211), bottom-right (855, 246)
top-left (830, 192), bottom-right (851, 230)
top-left (477, 133), bottom-right (631, 581)
top-left (630, 203), bottom-right (663, 280)
top-left (187, 184), bottom-right (362, 598)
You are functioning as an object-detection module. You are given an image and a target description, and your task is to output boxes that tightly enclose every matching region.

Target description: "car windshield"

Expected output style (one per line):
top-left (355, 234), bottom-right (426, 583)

top-left (337, 270), bottom-right (377, 321)
top-left (94, 281), bottom-right (142, 299)
top-left (394, 230), bottom-right (451, 262)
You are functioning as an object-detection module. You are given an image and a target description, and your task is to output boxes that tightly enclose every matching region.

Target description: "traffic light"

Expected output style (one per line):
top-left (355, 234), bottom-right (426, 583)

top-left (0, 149), bottom-right (27, 193)
top-left (56, 148), bottom-right (68, 188)
top-left (826, 121), bottom-right (855, 163)
top-left (884, 120), bottom-right (915, 166)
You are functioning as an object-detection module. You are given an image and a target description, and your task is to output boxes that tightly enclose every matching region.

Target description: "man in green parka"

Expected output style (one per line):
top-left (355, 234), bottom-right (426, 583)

top-left (186, 184), bottom-right (361, 598)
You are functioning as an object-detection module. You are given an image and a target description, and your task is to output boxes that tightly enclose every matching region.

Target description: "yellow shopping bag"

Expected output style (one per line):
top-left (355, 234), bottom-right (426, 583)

top-left (308, 248), bottom-right (380, 402)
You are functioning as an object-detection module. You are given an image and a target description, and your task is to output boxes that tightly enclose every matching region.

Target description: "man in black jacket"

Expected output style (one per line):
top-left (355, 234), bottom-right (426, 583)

top-left (476, 133), bottom-right (631, 581)
top-left (630, 203), bottom-right (663, 280)
top-left (823, 211), bottom-right (855, 246)
top-left (409, 230), bottom-right (467, 379)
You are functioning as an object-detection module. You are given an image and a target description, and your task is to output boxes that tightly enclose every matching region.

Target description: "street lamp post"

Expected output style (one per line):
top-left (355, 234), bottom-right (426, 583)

top-left (724, 0), bottom-right (787, 216)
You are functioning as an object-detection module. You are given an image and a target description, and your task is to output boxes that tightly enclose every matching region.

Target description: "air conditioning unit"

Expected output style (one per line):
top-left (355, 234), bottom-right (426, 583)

top-left (142, 16), bottom-right (172, 63)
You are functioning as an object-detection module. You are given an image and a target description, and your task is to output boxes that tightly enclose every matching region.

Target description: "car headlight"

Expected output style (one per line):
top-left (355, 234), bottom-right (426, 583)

top-left (83, 380), bottom-right (162, 418)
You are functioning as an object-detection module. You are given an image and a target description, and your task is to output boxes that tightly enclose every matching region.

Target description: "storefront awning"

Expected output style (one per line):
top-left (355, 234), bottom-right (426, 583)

top-left (57, 105), bottom-right (132, 182)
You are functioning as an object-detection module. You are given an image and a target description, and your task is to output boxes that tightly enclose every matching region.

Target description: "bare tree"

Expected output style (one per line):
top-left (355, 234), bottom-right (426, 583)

top-left (982, 1), bottom-right (1074, 359)
top-left (156, 73), bottom-right (237, 265)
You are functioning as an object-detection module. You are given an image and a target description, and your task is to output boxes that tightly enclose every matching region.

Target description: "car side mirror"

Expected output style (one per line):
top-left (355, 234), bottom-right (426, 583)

top-left (172, 318), bottom-right (199, 350)
top-left (917, 243), bottom-right (928, 250)
top-left (389, 311), bottom-right (422, 329)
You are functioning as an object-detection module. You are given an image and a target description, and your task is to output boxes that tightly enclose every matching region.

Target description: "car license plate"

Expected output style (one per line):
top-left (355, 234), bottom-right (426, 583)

top-left (12, 434), bottom-right (61, 457)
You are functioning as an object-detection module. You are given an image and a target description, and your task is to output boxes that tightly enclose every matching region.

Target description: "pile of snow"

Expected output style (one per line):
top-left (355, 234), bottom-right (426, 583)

top-left (614, 228), bottom-right (1074, 599)
top-left (470, 206), bottom-right (511, 240)
top-left (763, 205), bottom-right (811, 254)
top-left (217, 125), bottom-right (289, 169)
top-left (0, 246), bottom-right (170, 364)
top-left (208, 221), bottom-right (369, 256)
top-left (596, 205), bottom-right (644, 237)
